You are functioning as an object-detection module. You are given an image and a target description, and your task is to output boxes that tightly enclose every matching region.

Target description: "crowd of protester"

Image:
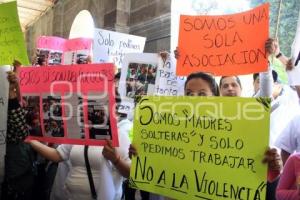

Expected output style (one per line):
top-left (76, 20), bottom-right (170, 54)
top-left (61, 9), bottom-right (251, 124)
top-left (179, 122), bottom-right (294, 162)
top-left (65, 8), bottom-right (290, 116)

top-left (1, 28), bottom-right (300, 200)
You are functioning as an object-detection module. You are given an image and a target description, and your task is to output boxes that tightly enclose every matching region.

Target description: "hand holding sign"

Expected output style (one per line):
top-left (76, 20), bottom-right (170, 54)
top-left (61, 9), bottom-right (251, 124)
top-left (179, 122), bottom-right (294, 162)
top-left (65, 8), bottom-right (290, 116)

top-left (265, 38), bottom-right (280, 55)
top-left (102, 139), bottom-right (120, 164)
top-left (130, 96), bottom-right (270, 200)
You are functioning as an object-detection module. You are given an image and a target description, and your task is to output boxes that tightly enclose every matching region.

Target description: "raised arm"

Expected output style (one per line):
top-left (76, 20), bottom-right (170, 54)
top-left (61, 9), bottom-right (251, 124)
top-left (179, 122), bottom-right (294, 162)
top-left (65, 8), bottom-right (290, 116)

top-left (265, 38), bottom-right (289, 68)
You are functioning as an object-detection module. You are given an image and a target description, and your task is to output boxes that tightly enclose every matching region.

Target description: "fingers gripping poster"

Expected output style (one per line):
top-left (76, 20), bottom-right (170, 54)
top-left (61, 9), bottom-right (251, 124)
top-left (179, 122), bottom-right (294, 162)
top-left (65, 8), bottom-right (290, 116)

top-left (130, 96), bottom-right (270, 200)
top-left (18, 64), bottom-right (119, 146)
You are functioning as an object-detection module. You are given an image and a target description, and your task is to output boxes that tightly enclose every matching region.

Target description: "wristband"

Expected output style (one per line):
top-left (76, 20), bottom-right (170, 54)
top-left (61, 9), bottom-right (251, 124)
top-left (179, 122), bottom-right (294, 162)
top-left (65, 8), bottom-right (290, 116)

top-left (276, 52), bottom-right (282, 58)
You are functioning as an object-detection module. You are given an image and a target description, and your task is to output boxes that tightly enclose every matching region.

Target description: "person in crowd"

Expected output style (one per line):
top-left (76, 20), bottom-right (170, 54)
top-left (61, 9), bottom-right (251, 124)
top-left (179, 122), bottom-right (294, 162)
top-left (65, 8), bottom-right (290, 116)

top-left (184, 72), bottom-right (219, 96)
top-left (265, 37), bottom-right (300, 98)
top-left (253, 69), bottom-right (277, 98)
top-left (275, 114), bottom-right (300, 165)
top-left (219, 76), bottom-right (242, 97)
top-left (27, 73), bottom-right (131, 200)
top-left (265, 38), bottom-right (300, 162)
top-left (28, 118), bottom-right (131, 200)
top-left (276, 153), bottom-right (300, 200)
top-left (1, 60), bottom-right (37, 200)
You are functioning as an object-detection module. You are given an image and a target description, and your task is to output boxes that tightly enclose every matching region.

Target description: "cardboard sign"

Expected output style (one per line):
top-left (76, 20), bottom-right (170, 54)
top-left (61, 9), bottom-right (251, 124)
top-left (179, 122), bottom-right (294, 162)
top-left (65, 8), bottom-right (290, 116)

top-left (93, 28), bottom-right (146, 68)
top-left (0, 1), bottom-right (29, 65)
top-left (19, 64), bottom-right (118, 146)
top-left (154, 53), bottom-right (185, 96)
top-left (177, 3), bottom-right (269, 76)
top-left (130, 96), bottom-right (270, 200)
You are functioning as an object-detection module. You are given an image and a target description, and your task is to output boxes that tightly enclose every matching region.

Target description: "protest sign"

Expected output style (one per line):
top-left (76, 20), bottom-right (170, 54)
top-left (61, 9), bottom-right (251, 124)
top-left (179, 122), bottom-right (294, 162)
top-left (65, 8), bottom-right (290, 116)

top-left (154, 53), bottom-right (185, 96)
top-left (0, 66), bottom-right (10, 185)
top-left (119, 53), bottom-right (186, 115)
top-left (63, 38), bottom-right (92, 65)
top-left (36, 36), bottom-right (65, 65)
top-left (177, 3), bottom-right (269, 76)
top-left (118, 53), bottom-right (159, 115)
top-left (36, 36), bottom-right (92, 66)
top-left (93, 28), bottom-right (146, 68)
top-left (130, 96), bottom-right (270, 200)
top-left (0, 1), bottom-right (29, 65)
top-left (19, 64), bottom-right (118, 146)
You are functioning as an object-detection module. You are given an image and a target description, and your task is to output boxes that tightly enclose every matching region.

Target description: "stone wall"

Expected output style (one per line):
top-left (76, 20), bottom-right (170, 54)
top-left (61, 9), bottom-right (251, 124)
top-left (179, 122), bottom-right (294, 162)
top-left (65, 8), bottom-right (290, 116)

top-left (25, 0), bottom-right (171, 61)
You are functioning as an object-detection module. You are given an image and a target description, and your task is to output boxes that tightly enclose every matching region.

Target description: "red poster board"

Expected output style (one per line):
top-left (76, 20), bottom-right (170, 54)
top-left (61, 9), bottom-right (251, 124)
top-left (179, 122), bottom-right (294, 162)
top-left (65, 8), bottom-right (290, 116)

top-left (19, 63), bottom-right (118, 146)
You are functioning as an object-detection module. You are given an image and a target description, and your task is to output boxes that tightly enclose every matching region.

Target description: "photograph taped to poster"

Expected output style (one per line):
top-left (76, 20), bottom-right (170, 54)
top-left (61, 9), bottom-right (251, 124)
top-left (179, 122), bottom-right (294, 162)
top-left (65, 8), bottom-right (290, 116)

top-left (36, 36), bottom-right (92, 66)
top-left (119, 53), bottom-right (159, 115)
top-left (19, 63), bottom-right (118, 146)
top-left (87, 93), bottom-right (111, 140)
top-left (119, 53), bottom-right (159, 98)
top-left (22, 95), bottom-right (42, 137)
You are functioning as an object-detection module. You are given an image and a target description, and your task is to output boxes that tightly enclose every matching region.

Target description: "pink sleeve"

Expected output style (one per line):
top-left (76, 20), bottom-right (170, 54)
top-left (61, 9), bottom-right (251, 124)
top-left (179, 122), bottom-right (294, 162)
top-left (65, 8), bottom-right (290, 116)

top-left (276, 155), bottom-right (300, 200)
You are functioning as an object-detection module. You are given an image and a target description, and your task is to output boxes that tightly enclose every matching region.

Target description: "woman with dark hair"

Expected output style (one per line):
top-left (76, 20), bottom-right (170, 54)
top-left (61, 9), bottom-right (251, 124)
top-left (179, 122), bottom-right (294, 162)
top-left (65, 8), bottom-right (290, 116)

top-left (184, 72), bottom-right (219, 96)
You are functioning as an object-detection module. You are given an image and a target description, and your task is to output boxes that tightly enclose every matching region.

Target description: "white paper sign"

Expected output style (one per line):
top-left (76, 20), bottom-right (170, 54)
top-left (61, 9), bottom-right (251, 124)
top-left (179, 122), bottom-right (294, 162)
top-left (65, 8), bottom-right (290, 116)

top-left (118, 53), bottom-right (185, 117)
top-left (117, 97), bottom-right (134, 115)
top-left (288, 13), bottom-right (300, 86)
top-left (0, 66), bottom-right (10, 185)
top-left (118, 53), bottom-right (158, 115)
top-left (154, 53), bottom-right (185, 96)
top-left (93, 29), bottom-right (146, 68)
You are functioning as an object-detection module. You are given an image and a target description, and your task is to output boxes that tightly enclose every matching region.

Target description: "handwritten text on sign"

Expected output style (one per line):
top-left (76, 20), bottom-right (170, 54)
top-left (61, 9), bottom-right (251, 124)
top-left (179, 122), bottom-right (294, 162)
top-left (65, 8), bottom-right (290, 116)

top-left (93, 28), bottom-right (146, 68)
top-left (0, 1), bottom-right (29, 65)
top-left (177, 3), bottom-right (269, 76)
top-left (130, 97), bottom-right (270, 200)
top-left (154, 53), bottom-right (185, 96)
top-left (19, 64), bottom-right (118, 147)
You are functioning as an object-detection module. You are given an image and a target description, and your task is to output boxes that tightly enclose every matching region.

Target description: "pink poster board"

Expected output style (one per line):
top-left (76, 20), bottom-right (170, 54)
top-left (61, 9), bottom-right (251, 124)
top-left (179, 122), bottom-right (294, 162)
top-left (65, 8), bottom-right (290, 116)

top-left (35, 36), bottom-right (93, 66)
top-left (64, 38), bottom-right (93, 65)
top-left (18, 63), bottom-right (119, 146)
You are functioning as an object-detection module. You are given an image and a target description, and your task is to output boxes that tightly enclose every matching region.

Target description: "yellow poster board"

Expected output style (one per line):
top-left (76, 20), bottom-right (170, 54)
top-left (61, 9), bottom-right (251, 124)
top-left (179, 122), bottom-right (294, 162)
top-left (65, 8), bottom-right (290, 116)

top-left (0, 1), bottom-right (29, 66)
top-left (130, 96), bottom-right (270, 200)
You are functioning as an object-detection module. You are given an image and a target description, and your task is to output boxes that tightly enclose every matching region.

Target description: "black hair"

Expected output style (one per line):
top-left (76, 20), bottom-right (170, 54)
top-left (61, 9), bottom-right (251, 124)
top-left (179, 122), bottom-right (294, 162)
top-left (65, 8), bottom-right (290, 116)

top-left (115, 91), bottom-right (127, 119)
top-left (253, 73), bottom-right (259, 82)
top-left (115, 72), bottom-right (121, 80)
top-left (253, 70), bottom-right (278, 82)
top-left (185, 72), bottom-right (220, 96)
top-left (219, 76), bottom-right (242, 88)
top-left (37, 56), bottom-right (46, 66)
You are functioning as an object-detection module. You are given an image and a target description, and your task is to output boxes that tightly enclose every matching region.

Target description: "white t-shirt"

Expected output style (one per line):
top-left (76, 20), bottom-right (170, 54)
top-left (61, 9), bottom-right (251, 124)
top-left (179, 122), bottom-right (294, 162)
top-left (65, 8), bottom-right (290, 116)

top-left (56, 119), bottom-right (132, 200)
top-left (275, 115), bottom-right (300, 153)
top-left (269, 85), bottom-right (300, 146)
